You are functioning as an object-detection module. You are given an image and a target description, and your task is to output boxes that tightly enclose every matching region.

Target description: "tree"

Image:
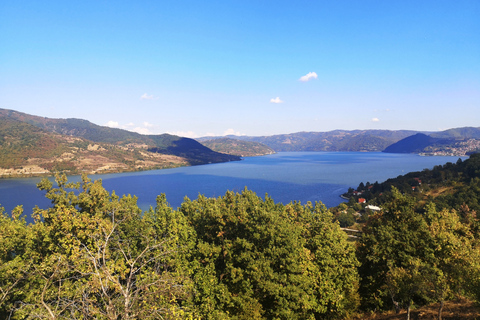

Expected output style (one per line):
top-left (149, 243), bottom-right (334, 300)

top-left (336, 211), bottom-right (355, 228)
top-left (358, 187), bottom-right (480, 318)
top-left (6, 174), bottom-right (195, 319)
top-left (181, 189), bottom-right (359, 319)
top-left (423, 203), bottom-right (480, 320)
top-left (385, 259), bottom-right (426, 320)
top-left (357, 188), bottom-right (434, 312)
top-left (0, 206), bottom-right (32, 318)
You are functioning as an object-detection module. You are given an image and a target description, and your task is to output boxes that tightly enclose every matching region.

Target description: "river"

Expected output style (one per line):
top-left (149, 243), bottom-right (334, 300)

top-left (0, 152), bottom-right (465, 220)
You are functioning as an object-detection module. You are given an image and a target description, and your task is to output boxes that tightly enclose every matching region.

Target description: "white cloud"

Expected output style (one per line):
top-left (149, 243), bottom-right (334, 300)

top-left (167, 130), bottom-right (245, 138)
top-left (168, 131), bottom-right (199, 138)
top-left (132, 127), bottom-right (152, 135)
top-left (223, 128), bottom-right (245, 136)
top-left (106, 121), bottom-right (119, 128)
top-left (105, 121), bottom-right (157, 135)
top-left (372, 118), bottom-right (380, 122)
top-left (270, 97), bottom-right (284, 104)
top-left (299, 72), bottom-right (318, 82)
top-left (140, 93), bottom-right (155, 100)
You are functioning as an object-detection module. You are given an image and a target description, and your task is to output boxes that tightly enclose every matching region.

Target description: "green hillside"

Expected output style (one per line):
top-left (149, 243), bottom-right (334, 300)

top-left (340, 153), bottom-right (480, 214)
top-left (0, 109), bottom-right (240, 177)
top-left (0, 108), bottom-right (148, 144)
top-left (0, 118), bottom-right (65, 169)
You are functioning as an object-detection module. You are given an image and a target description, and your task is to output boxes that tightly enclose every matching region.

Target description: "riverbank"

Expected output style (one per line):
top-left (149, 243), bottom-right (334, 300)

top-left (0, 161), bottom-right (189, 179)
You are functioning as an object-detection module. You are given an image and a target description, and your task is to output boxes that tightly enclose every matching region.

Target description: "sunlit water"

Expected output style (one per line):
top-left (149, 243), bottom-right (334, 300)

top-left (0, 152), bottom-right (465, 221)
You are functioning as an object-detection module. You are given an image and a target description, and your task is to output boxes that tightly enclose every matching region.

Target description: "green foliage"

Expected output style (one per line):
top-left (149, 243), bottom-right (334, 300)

top-left (0, 205), bottom-right (31, 318)
top-left (358, 188), bottom-right (433, 310)
top-left (181, 190), bottom-right (359, 319)
top-left (358, 188), bottom-right (480, 318)
top-left (1, 174), bottom-right (194, 319)
top-left (336, 211), bottom-right (356, 228)
top-left (0, 176), bottom-right (362, 319)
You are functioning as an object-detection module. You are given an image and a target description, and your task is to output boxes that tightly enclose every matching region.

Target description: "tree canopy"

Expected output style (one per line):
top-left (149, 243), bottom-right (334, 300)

top-left (0, 175), bottom-right (360, 319)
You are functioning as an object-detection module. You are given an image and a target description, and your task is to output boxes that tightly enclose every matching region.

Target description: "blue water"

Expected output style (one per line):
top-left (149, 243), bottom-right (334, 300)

top-left (0, 152), bottom-right (465, 219)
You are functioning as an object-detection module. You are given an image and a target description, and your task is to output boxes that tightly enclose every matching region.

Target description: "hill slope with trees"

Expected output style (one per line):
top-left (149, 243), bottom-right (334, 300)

top-left (0, 109), bottom-right (240, 177)
top-left (335, 154), bottom-right (480, 318)
top-left (342, 153), bottom-right (480, 214)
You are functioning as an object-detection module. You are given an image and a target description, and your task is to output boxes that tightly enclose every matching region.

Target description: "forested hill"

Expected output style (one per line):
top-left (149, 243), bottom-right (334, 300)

top-left (0, 108), bottom-right (240, 176)
top-left (343, 153), bottom-right (480, 213)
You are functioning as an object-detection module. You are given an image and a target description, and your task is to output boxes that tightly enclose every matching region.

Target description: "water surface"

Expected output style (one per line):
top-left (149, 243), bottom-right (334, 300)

top-left (0, 152), bottom-right (465, 219)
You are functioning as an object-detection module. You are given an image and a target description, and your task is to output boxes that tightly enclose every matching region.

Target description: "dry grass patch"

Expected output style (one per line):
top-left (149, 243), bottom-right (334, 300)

top-left (425, 186), bottom-right (455, 198)
top-left (350, 299), bottom-right (480, 320)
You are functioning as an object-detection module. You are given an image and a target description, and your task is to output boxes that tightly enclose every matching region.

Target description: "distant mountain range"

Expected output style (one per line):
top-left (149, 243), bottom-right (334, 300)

top-left (200, 127), bottom-right (480, 155)
top-left (217, 130), bottom-right (421, 152)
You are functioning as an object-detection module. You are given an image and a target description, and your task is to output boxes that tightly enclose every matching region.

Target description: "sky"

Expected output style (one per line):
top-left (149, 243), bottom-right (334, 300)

top-left (1, 1), bottom-right (479, 138)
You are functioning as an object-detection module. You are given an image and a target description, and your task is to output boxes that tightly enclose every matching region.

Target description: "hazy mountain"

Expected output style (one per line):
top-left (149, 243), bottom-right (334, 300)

top-left (216, 130), bottom-right (422, 152)
top-left (211, 128), bottom-right (480, 155)
top-left (430, 127), bottom-right (480, 139)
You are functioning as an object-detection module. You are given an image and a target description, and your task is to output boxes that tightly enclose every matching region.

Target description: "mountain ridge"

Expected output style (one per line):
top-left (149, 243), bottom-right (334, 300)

top-left (200, 127), bottom-right (480, 155)
top-left (0, 108), bottom-right (240, 177)
top-left (201, 130), bottom-right (422, 152)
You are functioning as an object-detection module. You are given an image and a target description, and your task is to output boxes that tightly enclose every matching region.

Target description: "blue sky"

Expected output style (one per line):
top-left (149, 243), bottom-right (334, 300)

top-left (1, 1), bottom-right (479, 137)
